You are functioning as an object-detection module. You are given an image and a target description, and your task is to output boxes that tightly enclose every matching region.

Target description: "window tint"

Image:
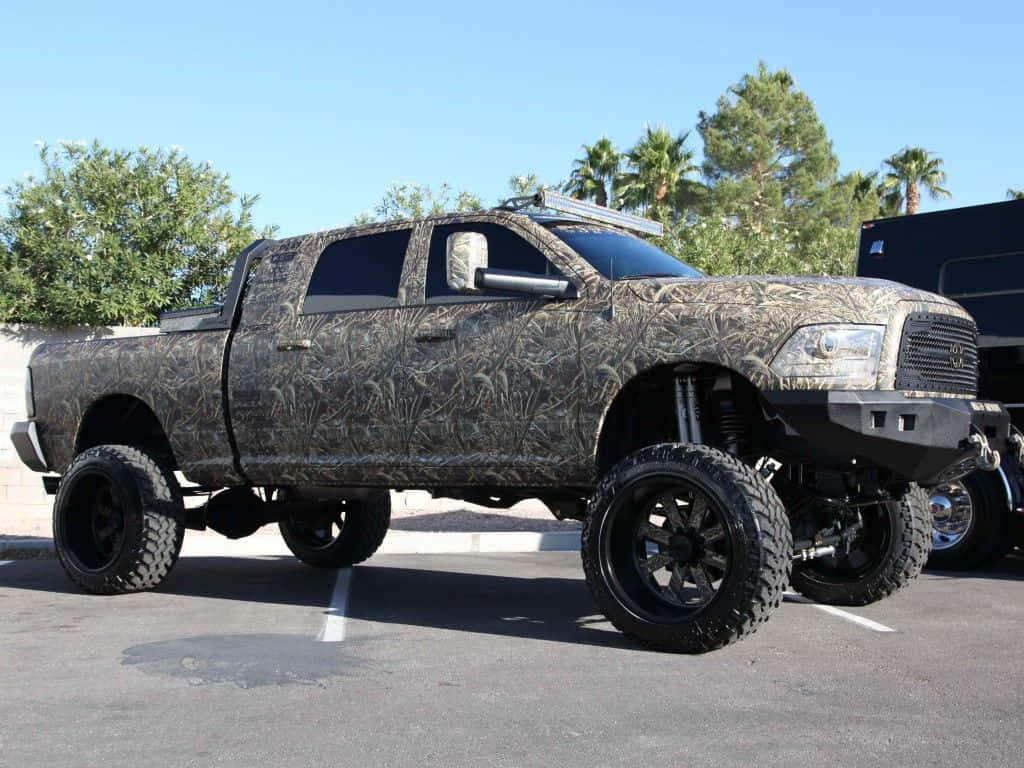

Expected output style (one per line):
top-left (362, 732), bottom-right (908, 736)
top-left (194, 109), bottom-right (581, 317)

top-left (303, 229), bottom-right (411, 314)
top-left (941, 252), bottom-right (1024, 298)
top-left (426, 222), bottom-right (561, 303)
top-left (551, 226), bottom-right (702, 279)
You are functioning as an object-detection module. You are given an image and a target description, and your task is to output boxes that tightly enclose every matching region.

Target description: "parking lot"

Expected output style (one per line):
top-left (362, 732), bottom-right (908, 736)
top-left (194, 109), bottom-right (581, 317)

top-left (1, 548), bottom-right (1022, 768)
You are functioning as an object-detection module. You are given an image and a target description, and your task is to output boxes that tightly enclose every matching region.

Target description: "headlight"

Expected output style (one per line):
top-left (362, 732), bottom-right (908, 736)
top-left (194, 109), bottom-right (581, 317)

top-left (25, 367), bottom-right (35, 418)
top-left (770, 324), bottom-right (884, 388)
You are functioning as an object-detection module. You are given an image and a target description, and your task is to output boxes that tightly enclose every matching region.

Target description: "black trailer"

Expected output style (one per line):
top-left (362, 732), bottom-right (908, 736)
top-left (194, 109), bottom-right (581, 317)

top-left (857, 198), bottom-right (1024, 567)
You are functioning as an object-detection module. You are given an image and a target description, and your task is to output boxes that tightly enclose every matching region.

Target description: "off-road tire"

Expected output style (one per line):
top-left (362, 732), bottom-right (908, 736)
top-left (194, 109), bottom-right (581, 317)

top-left (582, 443), bottom-right (792, 653)
top-left (927, 470), bottom-right (1017, 570)
top-left (791, 484), bottom-right (930, 606)
top-left (53, 444), bottom-right (185, 595)
top-left (279, 490), bottom-right (391, 568)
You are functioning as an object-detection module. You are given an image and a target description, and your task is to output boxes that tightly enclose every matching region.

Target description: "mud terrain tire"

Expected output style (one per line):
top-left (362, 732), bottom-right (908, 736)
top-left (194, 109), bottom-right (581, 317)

top-left (791, 484), bottom-right (930, 606)
top-left (582, 443), bottom-right (791, 653)
top-left (279, 490), bottom-right (391, 568)
top-left (54, 444), bottom-right (185, 594)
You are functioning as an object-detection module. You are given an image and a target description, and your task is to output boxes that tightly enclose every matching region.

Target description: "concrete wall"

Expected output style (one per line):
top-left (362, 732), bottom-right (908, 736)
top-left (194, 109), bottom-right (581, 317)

top-left (0, 324), bottom-right (158, 535)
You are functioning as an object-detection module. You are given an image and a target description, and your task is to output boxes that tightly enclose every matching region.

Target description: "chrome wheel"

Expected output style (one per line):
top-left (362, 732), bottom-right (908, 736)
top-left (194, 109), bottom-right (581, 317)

top-left (930, 482), bottom-right (975, 551)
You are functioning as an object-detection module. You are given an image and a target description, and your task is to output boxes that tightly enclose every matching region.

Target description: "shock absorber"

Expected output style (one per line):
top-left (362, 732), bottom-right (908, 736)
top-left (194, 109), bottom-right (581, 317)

top-left (717, 397), bottom-right (746, 455)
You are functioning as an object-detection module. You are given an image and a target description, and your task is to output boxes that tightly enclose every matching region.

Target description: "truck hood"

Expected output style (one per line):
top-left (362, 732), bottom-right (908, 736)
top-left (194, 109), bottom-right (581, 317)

top-left (622, 275), bottom-right (965, 324)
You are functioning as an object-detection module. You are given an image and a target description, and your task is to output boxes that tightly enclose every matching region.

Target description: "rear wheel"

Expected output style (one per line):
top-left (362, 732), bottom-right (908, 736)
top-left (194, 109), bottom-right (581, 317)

top-left (927, 470), bottom-right (1016, 569)
top-left (788, 485), bottom-right (931, 606)
top-left (53, 445), bottom-right (185, 594)
top-left (279, 490), bottom-right (391, 568)
top-left (582, 443), bottom-right (791, 653)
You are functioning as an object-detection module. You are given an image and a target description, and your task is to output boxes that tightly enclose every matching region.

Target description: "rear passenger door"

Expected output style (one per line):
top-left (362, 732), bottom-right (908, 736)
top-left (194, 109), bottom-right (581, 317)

top-left (230, 227), bottom-right (417, 485)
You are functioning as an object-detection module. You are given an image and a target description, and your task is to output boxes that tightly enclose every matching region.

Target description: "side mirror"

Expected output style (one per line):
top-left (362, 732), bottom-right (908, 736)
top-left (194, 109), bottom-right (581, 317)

top-left (446, 232), bottom-right (488, 293)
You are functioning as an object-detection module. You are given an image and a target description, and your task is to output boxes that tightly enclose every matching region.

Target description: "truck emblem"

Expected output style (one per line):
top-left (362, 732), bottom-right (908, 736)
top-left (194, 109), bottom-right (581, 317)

top-left (949, 342), bottom-right (965, 369)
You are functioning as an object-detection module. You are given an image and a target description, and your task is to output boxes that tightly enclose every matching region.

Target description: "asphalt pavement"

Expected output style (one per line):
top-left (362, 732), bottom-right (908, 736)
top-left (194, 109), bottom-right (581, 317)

top-left (1, 550), bottom-right (1021, 767)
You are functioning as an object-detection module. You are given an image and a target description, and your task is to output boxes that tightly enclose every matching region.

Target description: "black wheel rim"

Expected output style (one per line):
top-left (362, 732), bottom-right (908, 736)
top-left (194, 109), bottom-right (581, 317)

top-left (600, 474), bottom-right (734, 623)
top-left (285, 505), bottom-right (347, 551)
top-left (802, 503), bottom-right (892, 580)
top-left (62, 472), bottom-right (126, 571)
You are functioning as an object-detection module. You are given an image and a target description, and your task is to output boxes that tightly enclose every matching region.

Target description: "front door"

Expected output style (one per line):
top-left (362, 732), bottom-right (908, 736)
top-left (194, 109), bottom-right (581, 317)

top-left (398, 221), bottom-right (586, 485)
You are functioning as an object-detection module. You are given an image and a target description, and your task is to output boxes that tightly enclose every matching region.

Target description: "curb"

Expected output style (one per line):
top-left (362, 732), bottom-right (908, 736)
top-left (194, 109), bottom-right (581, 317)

top-left (0, 530), bottom-right (582, 561)
top-left (0, 540), bottom-right (55, 559)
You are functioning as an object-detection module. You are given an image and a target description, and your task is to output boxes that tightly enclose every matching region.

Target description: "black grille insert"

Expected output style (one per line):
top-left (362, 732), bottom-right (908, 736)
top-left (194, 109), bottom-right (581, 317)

top-left (895, 313), bottom-right (978, 395)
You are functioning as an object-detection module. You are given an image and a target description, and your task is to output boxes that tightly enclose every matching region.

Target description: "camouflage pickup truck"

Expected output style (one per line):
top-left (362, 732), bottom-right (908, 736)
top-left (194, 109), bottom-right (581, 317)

top-left (10, 191), bottom-right (1008, 653)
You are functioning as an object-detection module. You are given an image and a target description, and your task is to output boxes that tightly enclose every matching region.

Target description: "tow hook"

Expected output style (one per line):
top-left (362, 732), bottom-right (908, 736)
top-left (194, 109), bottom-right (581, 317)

top-left (1008, 425), bottom-right (1024, 470)
top-left (969, 425), bottom-right (1000, 472)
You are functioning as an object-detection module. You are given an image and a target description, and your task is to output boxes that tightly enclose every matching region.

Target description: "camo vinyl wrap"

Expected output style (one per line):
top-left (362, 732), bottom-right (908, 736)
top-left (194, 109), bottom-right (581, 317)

top-left (29, 330), bottom-right (242, 485)
top-left (28, 211), bottom-right (973, 488)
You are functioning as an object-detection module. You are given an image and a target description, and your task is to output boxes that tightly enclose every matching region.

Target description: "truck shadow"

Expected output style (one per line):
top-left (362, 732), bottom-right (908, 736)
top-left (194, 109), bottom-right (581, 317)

top-left (923, 549), bottom-right (1024, 581)
top-left (0, 555), bottom-right (634, 650)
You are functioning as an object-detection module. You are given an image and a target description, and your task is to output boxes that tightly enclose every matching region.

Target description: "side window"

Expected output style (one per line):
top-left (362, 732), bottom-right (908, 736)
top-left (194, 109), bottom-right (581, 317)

top-left (302, 229), bottom-right (411, 314)
top-left (425, 222), bottom-right (562, 303)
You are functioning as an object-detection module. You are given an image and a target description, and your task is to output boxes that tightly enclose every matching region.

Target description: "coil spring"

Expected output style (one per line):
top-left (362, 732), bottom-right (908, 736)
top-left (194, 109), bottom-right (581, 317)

top-left (718, 398), bottom-right (746, 455)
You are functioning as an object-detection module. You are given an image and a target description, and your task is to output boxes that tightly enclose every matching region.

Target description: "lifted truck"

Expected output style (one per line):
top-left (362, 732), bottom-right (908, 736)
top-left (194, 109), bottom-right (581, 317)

top-left (10, 191), bottom-right (1008, 653)
top-left (857, 198), bottom-right (1024, 568)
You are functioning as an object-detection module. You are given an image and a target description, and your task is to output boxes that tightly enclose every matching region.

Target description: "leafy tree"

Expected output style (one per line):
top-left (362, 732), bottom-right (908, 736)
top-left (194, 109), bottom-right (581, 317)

top-left (506, 173), bottom-right (551, 198)
top-left (880, 147), bottom-right (950, 215)
top-left (698, 63), bottom-right (839, 238)
top-left (356, 181), bottom-right (482, 224)
top-left (1007, 188), bottom-right (1024, 200)
top-left (615, 126), bottom-right (701, 219)
top-left (664, 214), bottom-right (857, 278)
top-left (0, 141), bottom-right (274, 326)
top-left (564, 137), bottom-right (621, 208)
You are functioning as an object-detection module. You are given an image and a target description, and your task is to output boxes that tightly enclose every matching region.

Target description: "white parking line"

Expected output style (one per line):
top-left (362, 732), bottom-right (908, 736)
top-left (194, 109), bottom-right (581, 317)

top-left (0, 560), bottom-right (12, 567)
top-left (318, 568), bottom-right (354, 642)
top-left (785, 592), bottom-right (895, 633)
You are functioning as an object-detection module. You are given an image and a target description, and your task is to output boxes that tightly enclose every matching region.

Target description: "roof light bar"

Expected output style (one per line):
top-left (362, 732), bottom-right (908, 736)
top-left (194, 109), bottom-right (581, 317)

top-left (500, 190), bottom-right (664, 237)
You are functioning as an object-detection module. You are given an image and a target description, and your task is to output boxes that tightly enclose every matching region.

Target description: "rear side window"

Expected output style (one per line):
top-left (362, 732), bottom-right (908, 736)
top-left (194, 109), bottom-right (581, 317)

top-left (303, 229), bottom-right (411, 314)
top-left (425, 222), bottom-right (560, 303)
top-left (940, 252), bottom-right (1024, 298)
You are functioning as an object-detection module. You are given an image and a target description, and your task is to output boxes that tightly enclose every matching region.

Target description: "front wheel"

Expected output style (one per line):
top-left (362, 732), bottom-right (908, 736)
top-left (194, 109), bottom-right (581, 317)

top-left (279, 490), bottom-right (391, 568)
top-left (789, 485), bottom-right (931, 606)
top-left (582, 443), bottom-right (792, 653)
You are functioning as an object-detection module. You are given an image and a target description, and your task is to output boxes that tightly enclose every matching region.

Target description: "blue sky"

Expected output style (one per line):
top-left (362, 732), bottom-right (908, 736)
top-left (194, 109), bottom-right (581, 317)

top-left (1, 0), bottom-right (1021, 237)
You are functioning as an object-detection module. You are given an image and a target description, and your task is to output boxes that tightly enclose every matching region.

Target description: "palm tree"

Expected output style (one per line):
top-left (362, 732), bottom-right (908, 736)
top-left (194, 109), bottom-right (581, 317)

top-left (564, 137), bottom-right (620, 208)
top-left (615, 126), bottom-right (699, 218)
top-left (1007, 188), bottom-right (1024, 200)
top-left (881, 147), bottom-right (951, 215)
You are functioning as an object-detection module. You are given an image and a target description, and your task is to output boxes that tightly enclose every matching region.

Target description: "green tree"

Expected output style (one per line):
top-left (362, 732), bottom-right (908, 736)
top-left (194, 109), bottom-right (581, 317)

top-left (506, 173), bottom-right (550, 198)
top-left (0, 141), bottom-right (274, 326)
top-left (698, 63), bottom-right (839, 238)
top-left (880, 147), bottom-right (951, 215)
top-left (1007, 188), bottom-right (1024, 200)
top-left (564, 137), bottom-right (621, 207)
top-left (615, 126), bottom-right (701, 219)
top-left (356, 181), bottom-right (482, 224)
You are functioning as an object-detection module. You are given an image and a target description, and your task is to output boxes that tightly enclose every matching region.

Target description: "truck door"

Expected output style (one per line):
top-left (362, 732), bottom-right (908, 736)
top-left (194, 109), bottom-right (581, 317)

top-left (228, 226), bottom-right (418, 485)
top-left (397, 221), bottom-right (585, 484)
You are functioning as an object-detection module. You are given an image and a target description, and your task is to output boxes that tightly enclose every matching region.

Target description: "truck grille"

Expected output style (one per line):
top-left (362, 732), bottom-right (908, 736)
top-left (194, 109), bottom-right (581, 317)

top-left (895, 313), bottom-right (978, 395)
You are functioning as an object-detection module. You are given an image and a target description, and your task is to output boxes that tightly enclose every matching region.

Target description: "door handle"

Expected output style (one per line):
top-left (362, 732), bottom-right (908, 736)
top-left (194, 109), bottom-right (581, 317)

top-left (277, 339), bottom-right (312, 351)
top-left (414, 328), bottom-right (456, 343)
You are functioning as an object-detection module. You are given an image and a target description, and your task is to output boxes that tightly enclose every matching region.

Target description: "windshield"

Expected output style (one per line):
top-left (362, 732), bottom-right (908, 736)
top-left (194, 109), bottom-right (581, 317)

top-left (551, 225), bottom-right (702, 280)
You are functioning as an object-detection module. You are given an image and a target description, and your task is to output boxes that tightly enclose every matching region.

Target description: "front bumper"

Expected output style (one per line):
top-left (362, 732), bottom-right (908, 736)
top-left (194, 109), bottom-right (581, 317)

top-left (10, 420), bottom-right (48, 473)
top-left (763, 391), bottom-right (1009, 485)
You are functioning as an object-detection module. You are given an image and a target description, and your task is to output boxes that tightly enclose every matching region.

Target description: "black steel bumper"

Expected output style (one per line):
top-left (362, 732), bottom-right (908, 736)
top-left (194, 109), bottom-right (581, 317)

top-left (763, 391), bottom-right (1009, 485)
top-left (9, 420), bottom-right (48, 473)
